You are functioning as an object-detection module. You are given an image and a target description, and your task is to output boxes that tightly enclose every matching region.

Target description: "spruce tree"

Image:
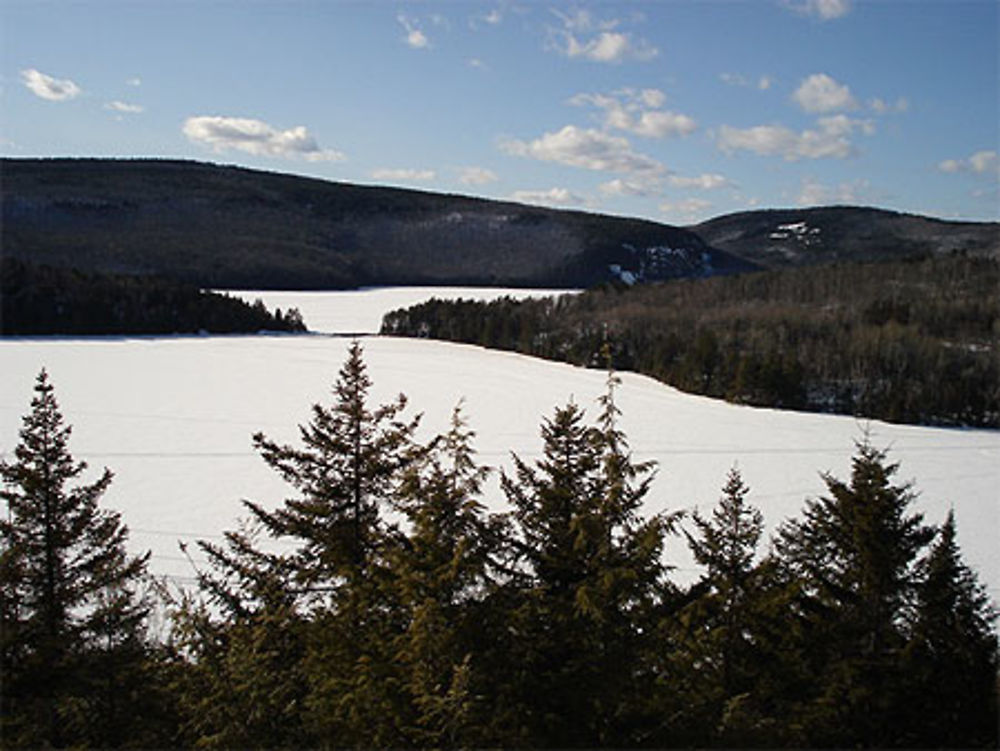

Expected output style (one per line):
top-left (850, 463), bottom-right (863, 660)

top-left (391, 404), bottom-right (507, 747)
top-left (0, 370), bottom-right (152, 747)
top-left (500, 373), bottom-right (671, 746)
top-left (673, 466), bottom-right (767, 740)
top-left (243, 340), bottom-right (420, 745)
top-left (903, 510), bottom-right (998, 747)
top-left (775, 436), bottom-right (935, 746)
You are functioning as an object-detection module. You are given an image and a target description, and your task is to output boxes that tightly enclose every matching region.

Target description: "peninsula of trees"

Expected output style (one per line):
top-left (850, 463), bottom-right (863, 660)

top-left (1, 258), bottom-right (305, 336)
top-left (383, 253), bottom-right (999, 428)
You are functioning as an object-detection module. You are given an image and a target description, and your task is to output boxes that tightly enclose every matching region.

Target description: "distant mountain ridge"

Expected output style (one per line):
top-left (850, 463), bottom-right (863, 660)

top-left (1, 158), bottom-right (748, 290)
top-left (691, 206), bottom-right (999, 269)
top-left (2, 158), bottom-right (996, 289)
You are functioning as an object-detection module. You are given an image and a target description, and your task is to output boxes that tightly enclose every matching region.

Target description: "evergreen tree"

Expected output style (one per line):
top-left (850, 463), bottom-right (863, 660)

top-left (776, 436), bottom-right (935, 746)
top-left (244, 341), bottom-right (420, 745)
top-left (391, 404), bottom-right (508, 747)
top-left (671, 467), bottom-right (768, 741)
top-left (500, 373), bottom-right (671, 746)
top-left (169, 522), bottom-right (311, 749)
top-left (902, 510), bottom-right (998, 747)
top-left (0, 370), bottom-right (153, 747)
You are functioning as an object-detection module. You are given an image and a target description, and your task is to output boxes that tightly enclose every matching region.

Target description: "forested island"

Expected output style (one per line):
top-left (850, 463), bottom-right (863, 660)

top-left (2, 348), bottom-right (996, 748)
top-left (383, 253), bottom-right (999, 428)
top-left (1, 258), bottom-right (306, 335)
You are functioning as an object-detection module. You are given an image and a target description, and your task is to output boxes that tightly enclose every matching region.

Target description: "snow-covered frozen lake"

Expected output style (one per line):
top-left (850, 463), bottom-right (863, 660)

top-left (2, 288), bottom-right (997, 600)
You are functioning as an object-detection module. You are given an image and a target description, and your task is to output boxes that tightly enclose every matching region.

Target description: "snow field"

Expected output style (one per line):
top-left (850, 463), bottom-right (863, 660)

top-left (2, 288), bottom-right (997, 600)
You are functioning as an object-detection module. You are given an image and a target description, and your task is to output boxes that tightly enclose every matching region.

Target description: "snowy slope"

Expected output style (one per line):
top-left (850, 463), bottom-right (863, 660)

top-left (2, 290), bottom-right (997, 600)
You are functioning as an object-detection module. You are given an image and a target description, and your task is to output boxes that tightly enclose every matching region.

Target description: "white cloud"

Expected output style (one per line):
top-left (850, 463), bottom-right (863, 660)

top-left (669, 173), bottom-right (732, 190)
top-left (570, 89), bottom-right (697, 139)
top-left (797, 177), bottom-right (870, 206)
top-left (398, 15), bottom-right (430, 49)
top-left (371, 168), bottom-right (436, 182)
top-left (549, 9), bottom-right (658, 63)
top-left (20, 68), bottom-right (82, 101)
top-left (598, 178), bottom-right (658, 197)
top-left (105, 100), bottom-right (144, 114)
top-left (939, 150), bottom-right (1000, 178)
top-left (787, 0), bottom-right (852, 20)
top-left (511, 187), bottom-right (587, 208)
top-left (792, 73), bottom-right (857, 113)
top-left (458, 166), bottom-right (499, 185)
top-left (660, 197), bottom-right (713, 221)
top-left (501, 125), bottom-right (665, 175)
top-left (182, 116), bottom-right (345, 162)
top-left (717, 116), bottom-right (872, 161)
top-left (126, 77), bottom-right (142, 87)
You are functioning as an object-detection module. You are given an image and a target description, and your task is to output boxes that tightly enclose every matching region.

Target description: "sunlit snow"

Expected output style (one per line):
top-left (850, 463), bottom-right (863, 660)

top-left (2, 289), bottom-right (997, 600)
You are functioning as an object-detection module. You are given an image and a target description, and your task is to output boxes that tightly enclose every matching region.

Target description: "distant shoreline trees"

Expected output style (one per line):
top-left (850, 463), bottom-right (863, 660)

top-left (1, 258), bottom-right (306, 336)
top-left (2, 353), bottom-right (996, 748)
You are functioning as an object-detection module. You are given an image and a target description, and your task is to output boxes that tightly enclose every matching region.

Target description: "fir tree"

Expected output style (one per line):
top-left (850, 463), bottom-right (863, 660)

top-left (0, 369), bottom-right (152, 747)
top-left (903, 510), bottom-right (999, 747)
top-left (672, 467), bottom-right (767, 739)
top-left (391, 404), bottom-right (507, 747)
top-left (244, 341), bottom-right (420, 746)
top-left (500, 373), bottom-right (671, 746)
top-left (776, 436), bottom-right (935, 746)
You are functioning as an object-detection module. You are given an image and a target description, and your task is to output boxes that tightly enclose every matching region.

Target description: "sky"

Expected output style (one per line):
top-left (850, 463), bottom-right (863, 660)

top-left (2, 0), bottom-right (998, 225)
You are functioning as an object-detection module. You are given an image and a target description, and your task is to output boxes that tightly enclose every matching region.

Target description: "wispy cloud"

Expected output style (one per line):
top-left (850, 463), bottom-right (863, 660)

top-left (939, 150), bottom-right (999, 178)
top-left (720, 72), bottom-right (773, 90)
top-left (398, 14), bottom-right (430, 49)
top-left (182, 116), bottom-right (345, 162)
top-left (21, 68), bottom-right (82, 101)
top-left (797, 177), bottom-right (871, 205)
top-left (660, 197), bottom-right (713, 222)
top-left (717, 115), bottom-right (873, 161)
top-left (371, 168), bottom-right (436, 182)
top-left (548, 9), bottom-right (658, 63)
top-left (501, 125), bottom-right (665, 175)
top-left (511, 187), bottom-right (588, 208)
top-left (570, 89), bottom-right (697, 139)
top-left (869, 96), bottom-right (909, 115)
top-left (105, 100), bottom-right (144, 114)
top-left (669, 173), bottom-right (732, 190)
top-left (458, 166), bottom-right (499, 185)
top-left (126, 77), bottom-right (142, 87)
top-left (785, 0), bottom-right (852, 21)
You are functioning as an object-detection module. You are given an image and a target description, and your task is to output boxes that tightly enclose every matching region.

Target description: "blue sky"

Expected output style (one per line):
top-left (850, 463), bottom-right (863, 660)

top-left (3, 0), bottom-right (997, 224)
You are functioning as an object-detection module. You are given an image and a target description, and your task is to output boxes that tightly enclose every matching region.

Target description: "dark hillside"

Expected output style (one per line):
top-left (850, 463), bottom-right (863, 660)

top-left (690, 206), bottom-right (999, 269)
top-left (1, 158), bottom-right (749, 289)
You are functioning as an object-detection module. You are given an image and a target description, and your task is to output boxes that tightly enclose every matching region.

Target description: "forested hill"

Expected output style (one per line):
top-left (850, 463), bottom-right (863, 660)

top-left (691, 206), bottom-right (999, 269)
top-left (1, 158), bottom-right (749, 290)
top-left (382, 254), bottom-right (1000, 428)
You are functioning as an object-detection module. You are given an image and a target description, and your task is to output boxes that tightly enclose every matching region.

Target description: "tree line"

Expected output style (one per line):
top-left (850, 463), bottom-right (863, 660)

top-left (1, 258), bottom-right (306, 336)
top-left (382, 253), bottom-right (999, 427)
top-left (2, 346), bottom-right (997, 748)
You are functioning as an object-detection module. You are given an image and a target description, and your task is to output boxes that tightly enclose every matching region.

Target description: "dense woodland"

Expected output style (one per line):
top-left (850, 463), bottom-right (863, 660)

top-left (2, 348), bottom-right (997, 748)
top-left (1, 258), bottom-right (306, 335)
top-left (383, 254), bottom-right (1000, 428)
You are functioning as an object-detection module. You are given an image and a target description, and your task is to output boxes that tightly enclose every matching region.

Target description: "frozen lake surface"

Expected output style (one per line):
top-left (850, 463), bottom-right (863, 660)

top-left (2, 288), bottom-right (997, 599)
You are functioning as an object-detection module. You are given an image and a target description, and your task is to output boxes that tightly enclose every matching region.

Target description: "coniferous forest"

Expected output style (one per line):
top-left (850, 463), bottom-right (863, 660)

top-left (1, 258), bottom-right (306, 336)
top-left (382, 254), bottom-right (1000, 428)
top-left (2, 346), bottom-right (997, 748)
